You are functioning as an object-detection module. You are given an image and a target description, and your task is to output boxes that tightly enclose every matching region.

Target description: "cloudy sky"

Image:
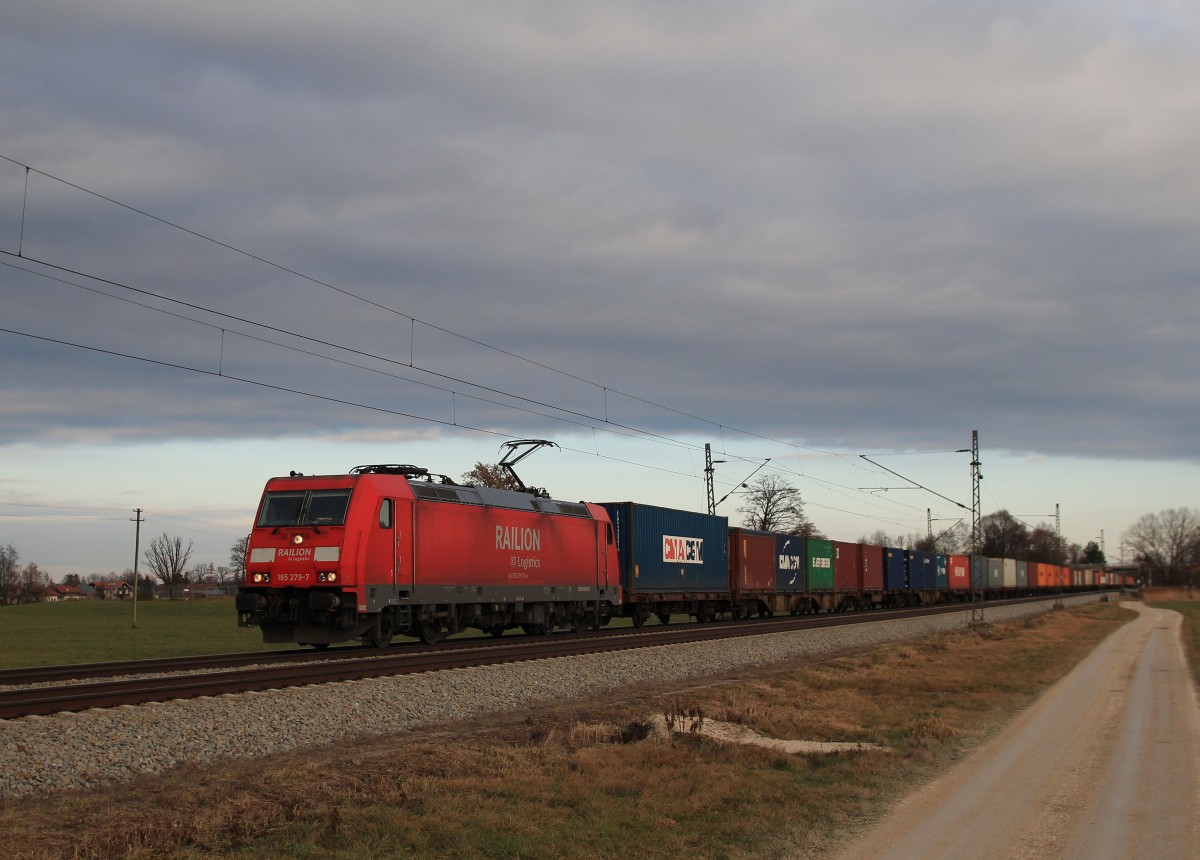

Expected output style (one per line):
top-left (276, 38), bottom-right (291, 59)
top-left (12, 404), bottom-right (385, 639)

top-left (2, 2), bottom-right (1197, 578)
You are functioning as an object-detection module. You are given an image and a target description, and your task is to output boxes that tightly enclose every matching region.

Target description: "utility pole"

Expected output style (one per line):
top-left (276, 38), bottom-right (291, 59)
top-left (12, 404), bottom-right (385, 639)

top-left (970, 430), bottom-right (985, 625)
top-left (705, 444), bottom-right (717, 516)
top-left (131, 508), bottom-right (143, 629)
top-left (705, 445), bottom-right (769, 515)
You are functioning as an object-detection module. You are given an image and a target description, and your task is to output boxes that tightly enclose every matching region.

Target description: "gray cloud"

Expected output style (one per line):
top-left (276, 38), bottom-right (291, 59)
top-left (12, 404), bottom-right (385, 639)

top-left (1, 0), bottom-right (1198, 466)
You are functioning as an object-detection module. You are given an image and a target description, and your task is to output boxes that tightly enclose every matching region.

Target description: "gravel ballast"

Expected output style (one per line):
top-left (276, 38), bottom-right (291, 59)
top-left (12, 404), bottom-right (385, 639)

top-left (0, 596), bottom-right (1102, 799)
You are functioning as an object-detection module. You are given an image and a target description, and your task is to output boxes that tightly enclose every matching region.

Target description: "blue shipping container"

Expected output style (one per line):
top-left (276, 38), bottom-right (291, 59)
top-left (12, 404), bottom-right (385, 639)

top-left (599, 502), bottom-right (728, 595)
top-left (906, 550), bottom-right (937, 590)
top-left (883, 547), bottom-right (907, 591)
top-left (775, 533), bottom-right (806, 592)
top-left (971, 556), bottom-right (987, 590)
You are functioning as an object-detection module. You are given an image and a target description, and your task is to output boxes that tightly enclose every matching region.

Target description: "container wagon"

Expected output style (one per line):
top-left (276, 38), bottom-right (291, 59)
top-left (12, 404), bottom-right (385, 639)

top-left (600, 501), bottom-right (728, 625)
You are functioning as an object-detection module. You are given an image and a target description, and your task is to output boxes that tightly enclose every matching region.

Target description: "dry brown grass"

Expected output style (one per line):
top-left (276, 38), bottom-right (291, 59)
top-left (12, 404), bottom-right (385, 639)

top-left (1, 601), bottom-right (1134, 860)
top-left (1144, 587), bottom-right (1199, 601)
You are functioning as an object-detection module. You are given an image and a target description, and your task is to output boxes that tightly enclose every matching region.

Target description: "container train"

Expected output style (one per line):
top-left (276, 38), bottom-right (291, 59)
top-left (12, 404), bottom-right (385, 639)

top-left (236, 460), bottom-right (1131, 647)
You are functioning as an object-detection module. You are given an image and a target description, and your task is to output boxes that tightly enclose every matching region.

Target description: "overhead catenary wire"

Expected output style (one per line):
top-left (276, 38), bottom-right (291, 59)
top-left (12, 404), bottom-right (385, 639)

top-left (1, 153), bottom-right (836, 454)
top-left (0, 154), bottom-right (956, 536)
top-left (0, 257), bottom-right (693, 449)
top-left (0, 325), bottom-right (702, 483)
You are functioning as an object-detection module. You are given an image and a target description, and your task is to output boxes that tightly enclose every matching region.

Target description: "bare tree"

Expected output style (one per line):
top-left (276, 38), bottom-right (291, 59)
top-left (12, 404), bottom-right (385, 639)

top-left (937, 520), bottom-right (971, 555)
top-left (1123, 508), bottom-right (1200, 587)
top-left (979, 510), bottom-right (1030, 559)
top-left (189, 562), bottom-right (219, 583)
top-left (1028, 524), bottom-right (1068, 565)
top-left (1077, 540), bottom-right (1106, 565)
top-left (230, 535), bottom-right (248, 581)
top-left (859, 530), bottom-right (904, 548)
top-left (19, 562), bottom-right (49, 603)
top-left (143, 533), bottom-right (194, 586)
top-left (737, 474), bottom-right (822, 537)
top-left (0, 544), bottom-right (19, 606)
top-left (460, 462), bottom-right (522, 491)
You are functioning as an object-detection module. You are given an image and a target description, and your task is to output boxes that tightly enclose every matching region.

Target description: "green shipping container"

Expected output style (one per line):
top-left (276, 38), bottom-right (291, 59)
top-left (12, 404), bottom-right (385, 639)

top-left (806, 539), bottom-right (834, 591)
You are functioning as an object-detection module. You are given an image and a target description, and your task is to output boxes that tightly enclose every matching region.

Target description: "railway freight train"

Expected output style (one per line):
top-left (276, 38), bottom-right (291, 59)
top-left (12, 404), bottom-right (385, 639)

top-left (236, 457), bottom-right (1131, 647)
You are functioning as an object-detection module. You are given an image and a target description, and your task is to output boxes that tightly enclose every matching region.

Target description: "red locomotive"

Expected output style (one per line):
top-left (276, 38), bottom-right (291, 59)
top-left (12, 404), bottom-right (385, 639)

top-left (236, 455), bottom-right (621, 647)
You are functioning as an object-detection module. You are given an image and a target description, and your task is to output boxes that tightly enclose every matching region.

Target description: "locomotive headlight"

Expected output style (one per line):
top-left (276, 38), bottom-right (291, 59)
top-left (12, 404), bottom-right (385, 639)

top-left (292, 534), bottom-right (304, 545)
top-left (253, 573), bottom-right (264, 583)
top-left (328, 572), bottom-right (338, 582)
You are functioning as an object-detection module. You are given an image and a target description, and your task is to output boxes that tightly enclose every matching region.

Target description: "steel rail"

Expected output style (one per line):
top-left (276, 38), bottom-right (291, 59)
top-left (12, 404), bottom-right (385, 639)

top-left (0, 595), bottom-right (1080, 720)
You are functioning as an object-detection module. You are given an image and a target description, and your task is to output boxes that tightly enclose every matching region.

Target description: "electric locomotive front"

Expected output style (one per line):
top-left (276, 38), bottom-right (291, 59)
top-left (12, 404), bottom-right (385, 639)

top-left (236, 472), bottom-right (365, 647)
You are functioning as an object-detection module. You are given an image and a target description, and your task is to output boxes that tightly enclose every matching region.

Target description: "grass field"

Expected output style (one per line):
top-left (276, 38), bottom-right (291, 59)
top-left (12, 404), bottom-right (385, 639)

top-left (0, 600), bottom-right (661, 668)
top-left (2, 600), bottom-right (1139, 859)
top-left (0, 599), bottom-right (291, 667)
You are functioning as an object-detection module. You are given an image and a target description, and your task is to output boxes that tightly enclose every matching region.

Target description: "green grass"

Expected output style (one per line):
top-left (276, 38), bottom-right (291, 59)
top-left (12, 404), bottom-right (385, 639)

top-left (0, 599), bottom-right (291, 667)
top-left (0, 601), bottom-right (669, 669)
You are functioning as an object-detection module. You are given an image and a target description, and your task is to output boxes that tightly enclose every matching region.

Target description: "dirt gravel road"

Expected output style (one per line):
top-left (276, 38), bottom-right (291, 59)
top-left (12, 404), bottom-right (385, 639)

top-left (832, 601), bottom-right (1200, 860)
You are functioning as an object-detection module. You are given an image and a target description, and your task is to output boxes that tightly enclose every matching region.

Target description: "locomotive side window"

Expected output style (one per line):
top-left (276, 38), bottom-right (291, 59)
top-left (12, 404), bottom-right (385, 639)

top-left (379, 499), bottom-right (392, 528)
top-left (606, 523), bottom-right (614, 545)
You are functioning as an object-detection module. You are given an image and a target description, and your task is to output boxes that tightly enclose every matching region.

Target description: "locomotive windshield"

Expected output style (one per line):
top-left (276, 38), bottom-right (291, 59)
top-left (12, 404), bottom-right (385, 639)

top-left (257, 489), bottom-right (351, 527)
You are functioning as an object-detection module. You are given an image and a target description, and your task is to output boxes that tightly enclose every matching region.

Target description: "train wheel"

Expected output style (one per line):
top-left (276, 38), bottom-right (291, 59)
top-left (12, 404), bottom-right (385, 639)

top-left (301, 642), bottom-right (329, 651)
top-left (418, 621), bottom-right (444, 645)
top-left (487, 626), bottom-right (506, 638)
top-left (364, 630), bottom-right (393, 648)
top-left (364, 619), bottom-right (394, 649)
top-left (571, 616), bottom-right (588, 633)
top-left (657, 612), bottom-right (671, 625)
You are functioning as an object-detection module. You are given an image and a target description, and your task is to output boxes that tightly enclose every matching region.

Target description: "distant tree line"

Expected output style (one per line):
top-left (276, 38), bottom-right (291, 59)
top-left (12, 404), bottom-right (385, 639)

top-left (3, 502), bottom-right (1198, 601)
top-left (0, 533), bottom-right (251, 604)
top-left (0, 543), bottom-right (50, 605)
top-left (1123, 508), bottom-right (1200, 587)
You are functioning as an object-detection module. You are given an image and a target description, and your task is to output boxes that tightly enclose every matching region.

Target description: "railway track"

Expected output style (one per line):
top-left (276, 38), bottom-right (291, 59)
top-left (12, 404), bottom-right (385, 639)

top-left (0, 596), bottom-right (1070, 720)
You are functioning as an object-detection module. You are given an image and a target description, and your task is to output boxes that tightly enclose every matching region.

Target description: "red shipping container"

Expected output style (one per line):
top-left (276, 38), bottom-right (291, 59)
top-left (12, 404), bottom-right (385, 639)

top-left (946, 554), bottom-right (970, 590)
top-left (833, 541), bottom-right (860, 591)
top-left (728, 528), bottom-right (777, 598)
top-left (860, 544), bottom-right (884, 591)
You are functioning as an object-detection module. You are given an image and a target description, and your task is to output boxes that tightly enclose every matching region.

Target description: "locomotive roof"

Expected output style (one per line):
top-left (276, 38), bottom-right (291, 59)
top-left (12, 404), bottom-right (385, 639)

top-left (407, 480), bottom-right (593, 519)
top-left (266, 470), bottom-right (593, 519)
